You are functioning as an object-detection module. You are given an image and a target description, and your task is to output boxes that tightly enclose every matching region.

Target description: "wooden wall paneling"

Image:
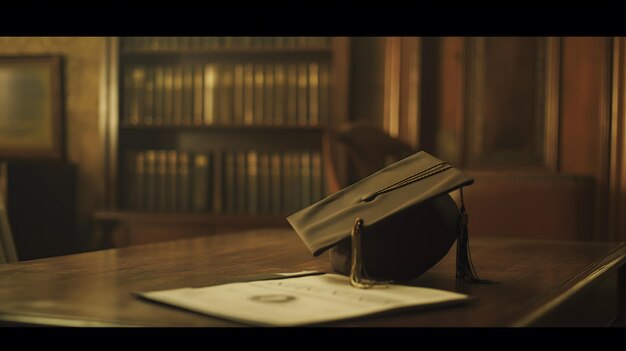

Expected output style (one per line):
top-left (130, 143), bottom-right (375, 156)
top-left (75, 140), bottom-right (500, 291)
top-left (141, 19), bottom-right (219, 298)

top-left (349, 37), bottom-right (386, 127)
top-left (331, 37), bottom-right (351, 124)
top-left (559, 37), bottom-right (612, 241)
top-left (420, 37), bottom-right (617, 241)
top-left (609, 37), bottom-right (626, 242)
top-left (350, 36), bottom-right (421, 144)
top-left (102, 37), bottom-right (119, 211)
top-left (330, 37), bottom-right (351, 187)
top-left (382, 37), bottom-right (421, 149)
top-left (383, 37), bottom-right (401, 139)
top-left (398, 37), bottom-right (421, 149)
top-left (462, 171), bottom-right (595, 240)
top-left (367, 36), bottom-right (421, 146)
top-left (0, 37), bottom-right (106, 251)
top-left (465, 37), bottom-right (559, 170)
top-left (544, 38), bottom-right (561, 172)
top-left (420, 37), bottom-right (465, 165)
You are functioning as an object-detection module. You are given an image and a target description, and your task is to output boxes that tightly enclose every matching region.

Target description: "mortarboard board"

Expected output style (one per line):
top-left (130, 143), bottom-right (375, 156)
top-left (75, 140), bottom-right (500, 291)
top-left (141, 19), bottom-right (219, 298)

top-left (287, 151), bottom-right (486, 288)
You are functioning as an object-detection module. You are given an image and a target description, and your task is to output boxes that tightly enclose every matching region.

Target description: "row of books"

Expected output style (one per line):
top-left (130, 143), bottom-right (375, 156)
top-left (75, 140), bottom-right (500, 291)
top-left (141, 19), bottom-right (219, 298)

top-left (120, 37), bottom-right (331, 52)
top-left (124, 149), bottom-right (325, 215)
top-left (122, 62), bottom-right (330, 127)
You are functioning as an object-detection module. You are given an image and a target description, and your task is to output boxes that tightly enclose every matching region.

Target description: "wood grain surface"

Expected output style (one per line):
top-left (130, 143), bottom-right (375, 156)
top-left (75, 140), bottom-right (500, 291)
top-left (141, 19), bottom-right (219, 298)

top-left (0, 228), bottom-right (624, 327)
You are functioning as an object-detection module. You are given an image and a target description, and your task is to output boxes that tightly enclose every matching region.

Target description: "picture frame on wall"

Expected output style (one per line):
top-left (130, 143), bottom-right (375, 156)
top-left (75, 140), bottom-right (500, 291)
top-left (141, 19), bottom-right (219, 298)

top-left (0, 56), bottom-right (63, 159)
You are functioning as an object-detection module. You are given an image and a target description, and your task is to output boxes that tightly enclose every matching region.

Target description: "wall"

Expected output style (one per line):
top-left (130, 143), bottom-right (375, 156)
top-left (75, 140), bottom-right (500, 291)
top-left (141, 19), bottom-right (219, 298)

top-left (350, 37), bottom-right (386, 127)
top-left (354, 36), bottom-right (625, 242)
top-left (0, 37), bottom-right (106, 250)
top-left (350, 37), bottom-right (421, 148)
top-left (559, 37), bottom-right (613, 240)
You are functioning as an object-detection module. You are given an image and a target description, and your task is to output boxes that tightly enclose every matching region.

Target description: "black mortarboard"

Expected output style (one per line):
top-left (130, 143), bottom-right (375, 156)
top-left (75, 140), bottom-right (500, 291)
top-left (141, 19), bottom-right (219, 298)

top-left (287, 151), bottom-right (485, 286)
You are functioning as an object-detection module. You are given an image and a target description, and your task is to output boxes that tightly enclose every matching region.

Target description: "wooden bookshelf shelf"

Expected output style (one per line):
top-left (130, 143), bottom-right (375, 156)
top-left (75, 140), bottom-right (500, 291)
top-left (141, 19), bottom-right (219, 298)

top-left (94, 210), bottom-right (290, 226)
top-left (119, 124), bottom-right (326, 132)
top-left (120, 47), bottom-right (332, 62)
top-left (97, 36), bottom-right (350, 248)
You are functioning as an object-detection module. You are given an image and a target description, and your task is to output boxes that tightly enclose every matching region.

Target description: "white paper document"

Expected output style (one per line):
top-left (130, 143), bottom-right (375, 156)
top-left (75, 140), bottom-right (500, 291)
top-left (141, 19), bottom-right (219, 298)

top-left (139, 273), bottom-right (469, 326)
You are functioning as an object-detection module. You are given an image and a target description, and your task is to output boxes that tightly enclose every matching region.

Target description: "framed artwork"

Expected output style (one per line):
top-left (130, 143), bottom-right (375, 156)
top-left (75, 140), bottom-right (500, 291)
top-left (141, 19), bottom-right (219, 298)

top-left (0, 56), bottom-right (63, 159)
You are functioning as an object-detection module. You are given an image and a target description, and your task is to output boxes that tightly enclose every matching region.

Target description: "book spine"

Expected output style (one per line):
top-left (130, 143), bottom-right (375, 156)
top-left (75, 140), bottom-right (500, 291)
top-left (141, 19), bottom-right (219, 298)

top-left (144, 150), bottom-right (156, 212)
top-left (236, 151), bottom-right (247, 214)
top-left (163, 66), bottom-right (174, 125)
top-left (178, 151), bottom-right (190, 212)
top-left (156, 150), bottom-right (167, 211)
top-left (249, 37), bottom-right (261, 48)
top-left (206, 152), bottom-right (213, 212)
top-left (206, 37), bottom-right (219, 49)
top-left (274, 37), bottom-right (285, 48)
top-left (166, 151), bottom-right (178, 212)
top-left (182, 65), bottom-right (193, 126)
top-left (170, 37), bottom-right (179, 51)
top-left (273, 63), bottom-right (285, 126)
top-left (212, 151), bottom-right (223, 214)
top-left (233, 64), bottom-right (244, 125)
top-left (224, 151), bottom-right (236, 214)
top-left (144, 66), bottom-right (154, 126)
top-left (264, 64), bottom-right (274, 125)
top-left (321, 149), bottom-right (327, 197)
top-left (241, 37), bottom-right (252, 48)
top-left (154, 66), bottom-right (164, 125)
top-left (311, 151), bottom-right (322, 203)
top-left (282, 151), bottom-right (292, 214)
top-left (193, 65), bottom-right (204, 126)
top-left (258, 152), bottom-right (270, 214)
top-left (285, 37), bottom-right (297, 48)
top-left (270, 152), bottom-right (282, 214)
top-left (222, 37), bottom-right (233, 49)
top-left (319, 62), bottom-right (330, 126)
top-left (179, 37), bottom-right (190, 51)
top-left (159, 37), bottom-right (170, 51)
top-left (297, 37), bottom-right (308, 48)
top-left (135, 152), bottom-right (145, 210)
top-left (120, 37), bottom-right (130, 52)
top-left (135, 37), bottom-right (148, 51)
top-left (192, 153), bottom-right (209, 212)
top-left (172, 66), bottom-right (183, 125)
top-left (254, 64), bottom-right (264, 126)
top-left (122, 66), bottom-right (133, 125)
top-left (123, 150), bottom-right (136, 209)
top-left (131, 66), bottom-right (145, 125)
top-left (243, 64), bottom-right (254, 126)
top-left (297, 63), bottom-right (308, 126)
top-left (291, 151), bottom-right (301, 212)
top-left (300, 151), bottom-right (311, 208)
top-left (247, 151), bottom-right (258, 215)
top-left (151, 37), bottom-right (163, 51)
top-left (203, 63), bottom-right (217, 125)
top-left (308, 62), bottom-right (319, 126)
top-left (220, 64), bottom-right (234, 125)
top-left (286, 64), bottom-right (298, 126)
top-left (190, 36), bottom-right (201, 50)
top-left (262, 37), bottom-right (273, 48)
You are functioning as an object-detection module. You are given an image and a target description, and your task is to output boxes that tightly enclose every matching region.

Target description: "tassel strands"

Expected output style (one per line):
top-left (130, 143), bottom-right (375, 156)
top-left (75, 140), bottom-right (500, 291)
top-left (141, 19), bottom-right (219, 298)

top-left (456, 187), bottom-right (490, 283)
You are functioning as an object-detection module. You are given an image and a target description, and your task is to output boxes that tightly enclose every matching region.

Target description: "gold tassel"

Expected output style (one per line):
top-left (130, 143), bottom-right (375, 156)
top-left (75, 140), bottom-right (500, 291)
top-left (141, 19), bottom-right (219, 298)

top-left (456, 187), bottom-right (490, 283)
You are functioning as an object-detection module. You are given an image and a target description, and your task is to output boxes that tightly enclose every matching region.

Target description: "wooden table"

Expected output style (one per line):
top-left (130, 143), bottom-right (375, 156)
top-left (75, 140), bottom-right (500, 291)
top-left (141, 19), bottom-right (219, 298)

top-left (0, 228), bottom-right (624, 327)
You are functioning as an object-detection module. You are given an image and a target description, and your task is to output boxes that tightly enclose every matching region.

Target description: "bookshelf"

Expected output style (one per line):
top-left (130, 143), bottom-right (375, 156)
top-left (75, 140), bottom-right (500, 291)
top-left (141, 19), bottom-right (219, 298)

top-left (96, 37), bottom-right (350, 247)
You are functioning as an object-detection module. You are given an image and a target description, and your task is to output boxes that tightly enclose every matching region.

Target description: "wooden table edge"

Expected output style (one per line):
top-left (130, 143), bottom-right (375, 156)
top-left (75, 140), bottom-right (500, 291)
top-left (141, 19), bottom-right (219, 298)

top-left (0, 312), bottom-right (145, 327)
top-left (512, 243), bottom-right (626, 327)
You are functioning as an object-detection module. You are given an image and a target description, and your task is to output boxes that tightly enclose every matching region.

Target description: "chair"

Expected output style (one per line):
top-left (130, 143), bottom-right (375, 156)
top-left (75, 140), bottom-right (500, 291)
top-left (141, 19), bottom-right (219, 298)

top-left (0, 190), bottom-right (19, 263)
top-left (322, 122), bottom-right (415, 192)
top-left (322, 122), bottom-right (596, 241)
top-left (460, 171), bottom-right (595, 241)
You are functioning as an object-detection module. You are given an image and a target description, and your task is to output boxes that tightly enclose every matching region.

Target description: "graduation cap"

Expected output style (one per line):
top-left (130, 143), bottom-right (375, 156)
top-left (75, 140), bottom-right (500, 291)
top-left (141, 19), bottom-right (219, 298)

top-left (287, 151), bottom-right (486, 288)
